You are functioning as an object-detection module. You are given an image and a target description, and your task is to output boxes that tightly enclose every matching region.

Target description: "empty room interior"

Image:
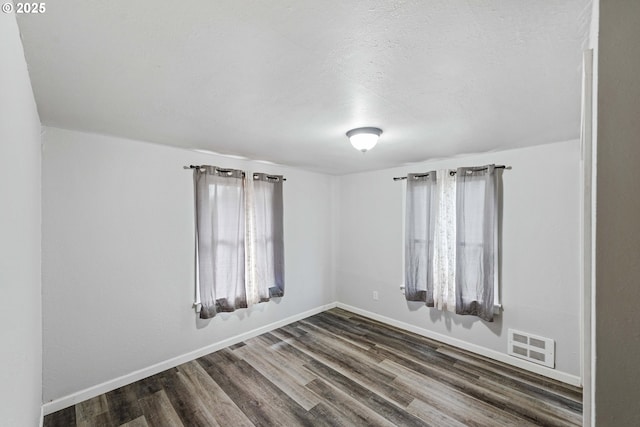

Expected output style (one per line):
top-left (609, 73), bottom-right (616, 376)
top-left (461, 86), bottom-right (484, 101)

top-left (2, 1), bottom-right (640, 426)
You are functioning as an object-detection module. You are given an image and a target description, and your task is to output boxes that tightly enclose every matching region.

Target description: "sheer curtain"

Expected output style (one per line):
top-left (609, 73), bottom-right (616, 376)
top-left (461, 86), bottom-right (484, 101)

top-left (404, 172), bottom-right (437, 305)
top-left (244, 176), bottom-right (259, 306)
top-left (455, 165), bottom-right (498, 322)
top-left (433, 170), bottom-right (457, 311)
top-left (251, 173), bottom-right (285, 299)
top-left (194, 166), bottom-right (247, 319)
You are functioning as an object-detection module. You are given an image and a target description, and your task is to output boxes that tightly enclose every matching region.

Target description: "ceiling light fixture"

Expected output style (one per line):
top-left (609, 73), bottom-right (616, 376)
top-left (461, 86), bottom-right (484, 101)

top-left (346, 127), bottom-right (382, 153)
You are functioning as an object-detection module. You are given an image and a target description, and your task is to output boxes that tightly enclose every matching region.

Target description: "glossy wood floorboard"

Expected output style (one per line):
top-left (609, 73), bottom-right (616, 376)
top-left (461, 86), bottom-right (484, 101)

top-left (44, 308), bottom-right (582, 427)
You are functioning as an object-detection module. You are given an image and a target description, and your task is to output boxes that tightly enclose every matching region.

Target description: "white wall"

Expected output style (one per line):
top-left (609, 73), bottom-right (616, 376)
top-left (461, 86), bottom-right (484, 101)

top-left (42, 127), bottom-right (584, 404)
top-left (42, 127), bottom-right (336, 403)
top-left (0, 11), bottom-right (43, 427)
top-left (595, 1), bottom-right (640, 425)
top-left (335, 140), bottom-right (582, 379)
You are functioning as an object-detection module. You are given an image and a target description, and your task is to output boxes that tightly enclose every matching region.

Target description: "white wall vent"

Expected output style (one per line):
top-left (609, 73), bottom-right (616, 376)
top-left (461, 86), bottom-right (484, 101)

top-left (508, 329), bottom-right (555, 368)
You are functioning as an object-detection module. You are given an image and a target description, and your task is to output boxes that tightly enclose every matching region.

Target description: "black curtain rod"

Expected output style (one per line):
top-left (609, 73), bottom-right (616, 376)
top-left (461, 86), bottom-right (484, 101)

top-left (393, 165), bottom-right (508, 181)
top-left (184, 165), bottom-right (286, 181)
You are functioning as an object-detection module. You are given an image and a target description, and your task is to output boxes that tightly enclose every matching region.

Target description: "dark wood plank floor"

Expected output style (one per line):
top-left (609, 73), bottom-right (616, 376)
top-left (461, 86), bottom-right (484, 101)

top-left (44, 308), bottom-right (583, 426)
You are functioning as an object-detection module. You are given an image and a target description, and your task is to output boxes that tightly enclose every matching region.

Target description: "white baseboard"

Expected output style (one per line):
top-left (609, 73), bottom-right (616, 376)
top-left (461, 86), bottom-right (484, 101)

top-left (336, 302), bottom-right (582, 387)
top-left (42, 300), bottom-right (581, 416)
top-left (42, 302), bottom-right (337, 415)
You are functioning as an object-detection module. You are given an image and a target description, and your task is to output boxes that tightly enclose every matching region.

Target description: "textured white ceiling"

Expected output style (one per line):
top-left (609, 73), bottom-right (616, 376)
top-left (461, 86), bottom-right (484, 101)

top-left (17, 0), bottom-right (591, 174)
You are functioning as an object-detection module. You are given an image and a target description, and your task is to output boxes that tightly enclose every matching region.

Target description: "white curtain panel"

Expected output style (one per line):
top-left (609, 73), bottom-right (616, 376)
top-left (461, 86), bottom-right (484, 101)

top-left (251, 173), bottom-right (285, 299)
top-left (194, 167), bottom-right (247, 319)
top-left (244, 176), bottom-right (259, 306)
top-left (455, 165), bottom-right (498, 322)
top-left (433, 170), bottom-right (457, 312)
top-left (404, 172), bottom-right (437, 305)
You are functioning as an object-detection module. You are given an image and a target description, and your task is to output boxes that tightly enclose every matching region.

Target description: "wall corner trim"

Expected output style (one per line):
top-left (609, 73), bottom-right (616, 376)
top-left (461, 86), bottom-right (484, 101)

top-left (42, 302), bottom-right (337, 415)
top-left (336, 302), bottom-right (582, 387)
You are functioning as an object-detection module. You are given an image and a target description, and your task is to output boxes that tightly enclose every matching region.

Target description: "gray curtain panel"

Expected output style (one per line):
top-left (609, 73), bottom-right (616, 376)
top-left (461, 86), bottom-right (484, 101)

top-left (252, 173), bottom-right (285, 299)
top-left (194, 166), bottom-right (247, 319)
top-left (455, 165), bottom-right (497, 322)
top-left (404, 172), bottom-right (437, 305)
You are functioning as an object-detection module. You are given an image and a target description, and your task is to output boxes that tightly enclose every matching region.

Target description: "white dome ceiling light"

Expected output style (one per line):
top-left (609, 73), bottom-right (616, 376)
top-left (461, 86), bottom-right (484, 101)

top-left (346, 127), bottom-right (383, 153)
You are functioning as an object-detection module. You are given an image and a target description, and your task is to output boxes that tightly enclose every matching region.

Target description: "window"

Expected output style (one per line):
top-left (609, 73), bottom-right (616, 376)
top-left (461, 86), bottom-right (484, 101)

top-left (404, 165), bottom-right (499, 321)
top-left (193, 166), bottom-right (284, 319)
